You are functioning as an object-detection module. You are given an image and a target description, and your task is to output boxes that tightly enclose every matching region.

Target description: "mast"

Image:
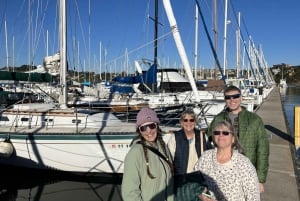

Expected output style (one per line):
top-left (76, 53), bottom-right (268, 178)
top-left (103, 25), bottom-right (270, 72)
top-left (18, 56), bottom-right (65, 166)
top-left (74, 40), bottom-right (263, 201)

top-left (60, 0), bottom-right (67, 108)
top-left (99, 41), bottom-right (102, 80)
top-left (162, 0), bottom-right (200, 101)
top-left (154, 0), bottom-right (158, 66)
top-left (88, 0), bottom-right (91, 85)
top-left (194, 5), bottom-right (199, 80)
top-left (223, 0), bottom-right (229, 76)
top-left (213, 0), bottom-right (218, 79)
top-left (28, 0), bottom-right (31, 70)
top-left (236, 12), bottom-right (241, 78)
top-left (13, 36), bottom-right (15, 71)
top-left (153, 0), bottom-right (158, 92)
top-left (46, 30), bottom-right (49, 56)
top-left (77, 40), bottom-right (80, 81)
top-left (5, 20), bottom-right (9, 71)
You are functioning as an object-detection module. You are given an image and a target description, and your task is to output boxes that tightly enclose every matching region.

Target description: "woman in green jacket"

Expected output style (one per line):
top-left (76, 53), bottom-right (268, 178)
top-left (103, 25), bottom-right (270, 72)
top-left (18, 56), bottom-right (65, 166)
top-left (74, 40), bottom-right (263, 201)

top-left (121, 107), bottom-right (174, 201)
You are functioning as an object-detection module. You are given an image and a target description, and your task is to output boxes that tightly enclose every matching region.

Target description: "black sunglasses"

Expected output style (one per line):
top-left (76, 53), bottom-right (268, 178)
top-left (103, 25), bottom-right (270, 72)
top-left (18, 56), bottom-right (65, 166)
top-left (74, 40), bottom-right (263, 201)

top-left (213, 131), bottom-right (231, 136)
top-left (139, 123), bottom-right (157, 132)
top-left (224, 94), bottom-right (241, 100)
top-left (183, 119), bottom-right (195, 123)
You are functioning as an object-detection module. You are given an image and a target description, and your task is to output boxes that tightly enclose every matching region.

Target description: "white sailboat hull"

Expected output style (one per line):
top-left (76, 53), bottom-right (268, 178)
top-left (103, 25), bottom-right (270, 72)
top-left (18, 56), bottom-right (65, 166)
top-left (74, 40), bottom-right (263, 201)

top-left (0, 103), bottom-right (176, 175)
top-left (0, 136), bottom-right (133, 174)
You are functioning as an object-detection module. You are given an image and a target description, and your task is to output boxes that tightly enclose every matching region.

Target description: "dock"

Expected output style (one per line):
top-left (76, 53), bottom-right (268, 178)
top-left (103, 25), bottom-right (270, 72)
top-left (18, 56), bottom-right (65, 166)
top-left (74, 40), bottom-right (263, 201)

top-left (256, 87), bottom-right (299, 201)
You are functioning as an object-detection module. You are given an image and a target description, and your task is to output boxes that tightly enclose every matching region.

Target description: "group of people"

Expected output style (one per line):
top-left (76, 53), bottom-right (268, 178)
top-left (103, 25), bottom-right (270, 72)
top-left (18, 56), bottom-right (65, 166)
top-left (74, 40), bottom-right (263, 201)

top-left (121, 85), bottom-right (270, 201)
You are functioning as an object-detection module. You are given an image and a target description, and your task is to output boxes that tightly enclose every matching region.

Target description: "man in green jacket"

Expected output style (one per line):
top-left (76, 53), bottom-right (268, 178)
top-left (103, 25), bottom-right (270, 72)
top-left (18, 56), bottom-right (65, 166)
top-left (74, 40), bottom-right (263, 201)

top-left (207, 85), bottom-right (269, 193)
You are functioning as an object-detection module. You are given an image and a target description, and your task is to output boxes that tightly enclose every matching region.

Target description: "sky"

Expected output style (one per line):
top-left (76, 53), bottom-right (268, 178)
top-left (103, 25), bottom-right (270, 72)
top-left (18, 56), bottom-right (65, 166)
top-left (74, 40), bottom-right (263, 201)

top-left (0, 0), bottom-right (299, 74)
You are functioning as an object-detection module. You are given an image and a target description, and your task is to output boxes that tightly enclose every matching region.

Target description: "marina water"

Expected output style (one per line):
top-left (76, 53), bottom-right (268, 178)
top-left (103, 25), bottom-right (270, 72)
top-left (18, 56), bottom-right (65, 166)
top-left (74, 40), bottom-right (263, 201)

top-left (280, 86), bottom-right (300, 138)
top-left (0, 86), bottom-right (300, 201)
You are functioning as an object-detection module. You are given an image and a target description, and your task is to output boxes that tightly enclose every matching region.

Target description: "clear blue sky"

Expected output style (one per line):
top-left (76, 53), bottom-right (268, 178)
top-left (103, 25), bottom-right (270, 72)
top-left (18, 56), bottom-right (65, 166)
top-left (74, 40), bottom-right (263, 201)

top-left (0, 0), bottom-right (299, 73)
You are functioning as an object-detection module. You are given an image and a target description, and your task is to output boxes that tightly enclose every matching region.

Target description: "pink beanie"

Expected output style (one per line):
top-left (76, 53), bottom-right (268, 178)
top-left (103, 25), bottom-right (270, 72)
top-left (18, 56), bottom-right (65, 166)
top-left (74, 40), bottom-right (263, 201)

top-left (136, 107), bottom-right (160, 128)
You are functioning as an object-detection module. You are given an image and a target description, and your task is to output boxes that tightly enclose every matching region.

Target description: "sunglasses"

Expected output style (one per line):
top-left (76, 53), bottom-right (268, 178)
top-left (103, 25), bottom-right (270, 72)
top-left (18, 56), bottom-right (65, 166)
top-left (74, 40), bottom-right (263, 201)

top-left (213, 131), bottom-right (231, 136)
top-left (139, 123), bottom-right (157, 132)
top-left (183, 119), bottom-right (195, 123)
top-left (224, 94), bottom-right (241, 100)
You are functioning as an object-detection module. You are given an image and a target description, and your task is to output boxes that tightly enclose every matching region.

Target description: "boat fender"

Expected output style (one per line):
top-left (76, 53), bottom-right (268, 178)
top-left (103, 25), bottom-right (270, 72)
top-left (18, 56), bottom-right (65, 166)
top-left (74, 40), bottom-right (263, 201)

top-left (0, 141), bottom-right (14, 158)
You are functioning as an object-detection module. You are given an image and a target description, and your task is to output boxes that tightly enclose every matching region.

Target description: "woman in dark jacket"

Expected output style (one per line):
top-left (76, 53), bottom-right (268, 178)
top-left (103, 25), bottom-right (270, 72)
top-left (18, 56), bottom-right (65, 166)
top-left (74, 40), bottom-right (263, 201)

top-left (168, 109), bottom-right (211, 176)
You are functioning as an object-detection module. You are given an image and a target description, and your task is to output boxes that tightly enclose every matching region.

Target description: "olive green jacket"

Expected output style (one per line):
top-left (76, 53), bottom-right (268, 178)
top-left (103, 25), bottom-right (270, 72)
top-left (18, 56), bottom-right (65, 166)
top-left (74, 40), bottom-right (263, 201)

top-left (207, 107), bottom-right (269, 183)
top-left (121, 140), bottom-right (174, 201)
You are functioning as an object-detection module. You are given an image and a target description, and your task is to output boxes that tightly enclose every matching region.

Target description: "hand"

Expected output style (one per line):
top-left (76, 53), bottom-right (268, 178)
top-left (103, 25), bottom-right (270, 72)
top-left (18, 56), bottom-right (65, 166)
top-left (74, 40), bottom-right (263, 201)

top-left (199, 188), bottom-right (217, 201)
top-left (198, 194), bottom-right (216, 201)
top-left (259, 183), bottom-right (265, 193)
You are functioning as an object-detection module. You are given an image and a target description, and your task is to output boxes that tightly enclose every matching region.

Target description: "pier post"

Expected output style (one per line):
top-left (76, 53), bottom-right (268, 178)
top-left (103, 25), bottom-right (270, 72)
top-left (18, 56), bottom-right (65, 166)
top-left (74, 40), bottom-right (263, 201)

top-left (295, 106), bottom-right (300, 153)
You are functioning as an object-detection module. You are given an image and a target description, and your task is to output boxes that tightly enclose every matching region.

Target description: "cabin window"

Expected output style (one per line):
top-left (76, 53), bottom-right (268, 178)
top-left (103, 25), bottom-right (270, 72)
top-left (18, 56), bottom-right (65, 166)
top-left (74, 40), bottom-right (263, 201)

top-left (21, 117), bottom-right (30, 122)
top-left (45, 119), bottom-right (54, 122)
top-left (72, 119), bottom-right (81, 124)
top-left (0, 116), bottom-right (9, 121)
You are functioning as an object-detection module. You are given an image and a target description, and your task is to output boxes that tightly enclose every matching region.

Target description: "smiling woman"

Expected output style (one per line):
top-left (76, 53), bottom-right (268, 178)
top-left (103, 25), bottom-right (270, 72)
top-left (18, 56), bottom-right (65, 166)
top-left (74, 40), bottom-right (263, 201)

top-left (121, 107), bottom-right (174, 201)
top-left (195, 120), bottom-right (260, 201)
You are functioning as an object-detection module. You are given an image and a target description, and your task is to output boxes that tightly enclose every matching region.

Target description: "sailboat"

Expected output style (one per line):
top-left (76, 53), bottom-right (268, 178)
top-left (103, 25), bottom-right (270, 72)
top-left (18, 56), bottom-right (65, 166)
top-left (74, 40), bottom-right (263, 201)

top-left (279, 66), bottom-right (287, 88)
top-left (106, 0), bottom-right (228, 127)
top-left (0, 0), bottom-right (177, 176)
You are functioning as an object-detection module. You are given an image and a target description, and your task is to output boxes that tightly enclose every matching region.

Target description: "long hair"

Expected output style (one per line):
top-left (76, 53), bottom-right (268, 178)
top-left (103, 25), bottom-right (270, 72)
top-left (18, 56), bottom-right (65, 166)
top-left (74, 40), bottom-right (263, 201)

top-left (138, 126), bottom-right (174, 178)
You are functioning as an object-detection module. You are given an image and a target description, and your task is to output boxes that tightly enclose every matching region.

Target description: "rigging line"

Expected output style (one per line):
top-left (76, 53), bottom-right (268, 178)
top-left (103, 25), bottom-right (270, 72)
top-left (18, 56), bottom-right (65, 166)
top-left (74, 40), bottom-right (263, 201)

top-left (0, 0), bottom-right (7, 33)
top-left (50, 0), bottom-right (59, 56)
top-left (102, 31), bottom-right (173, 68)
top-left (32, 0), bottom-right (50, 62)
top-left (74, 0), bottom-right (88, 62)
top-left (63, 0), bottom-right (77, 71)
top-left (144, 0), bottom-right (151, 40)
top-left (250, 41), bottom-right (267, 82)
top-left (195, 0), bottom-right (226, 83)
top-left (33, 0), bottom-right (40, 50)
top-left (228, 0), bottom-right (257, 81)
top-left (9, 0), bottom-right (30, 66)
top-left (13, 0), bottom-right (27, 27)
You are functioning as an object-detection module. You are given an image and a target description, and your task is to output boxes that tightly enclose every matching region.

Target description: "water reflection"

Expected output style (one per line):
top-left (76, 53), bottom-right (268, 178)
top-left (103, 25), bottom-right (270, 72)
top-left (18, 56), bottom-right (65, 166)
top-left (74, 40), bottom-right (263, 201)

top-left (280, 86), bottom-right (300, 137)
top-left (279, 86), bottom-right (287, 97)
top-left (0, 166), bottom-right (123, 201)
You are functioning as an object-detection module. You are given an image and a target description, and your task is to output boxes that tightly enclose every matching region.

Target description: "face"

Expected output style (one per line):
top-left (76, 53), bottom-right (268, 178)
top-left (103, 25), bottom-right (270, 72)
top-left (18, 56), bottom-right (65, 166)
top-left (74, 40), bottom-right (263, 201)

top-left (139, 122), bottom-right (157, 142)
top-left (213, 125), bottom-right (234, 149)
top-left (180, 114), bottom-right (195, 132)
top-left (224, 90), bottom-right (242, 114)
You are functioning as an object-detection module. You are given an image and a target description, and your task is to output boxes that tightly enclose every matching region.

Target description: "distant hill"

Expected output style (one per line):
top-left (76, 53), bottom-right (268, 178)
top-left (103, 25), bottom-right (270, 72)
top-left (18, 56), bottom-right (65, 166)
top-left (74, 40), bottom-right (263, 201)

top-left (271, 63), bottom-right (300, 85)
top-left (1, 63), bottom-right (300, 85)
top-left (0, 65), bottom-right (37, 72)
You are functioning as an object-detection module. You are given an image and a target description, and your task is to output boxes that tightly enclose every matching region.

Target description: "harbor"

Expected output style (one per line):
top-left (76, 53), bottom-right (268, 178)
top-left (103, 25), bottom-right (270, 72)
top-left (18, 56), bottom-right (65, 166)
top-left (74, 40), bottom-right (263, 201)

top-left (0, 0), bottom-right (299, 200)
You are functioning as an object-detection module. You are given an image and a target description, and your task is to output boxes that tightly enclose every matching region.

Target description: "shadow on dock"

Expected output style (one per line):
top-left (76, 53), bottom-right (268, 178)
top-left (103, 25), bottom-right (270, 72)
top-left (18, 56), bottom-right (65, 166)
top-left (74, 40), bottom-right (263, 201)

top-left (265, 124), bottom-right (294, 144)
